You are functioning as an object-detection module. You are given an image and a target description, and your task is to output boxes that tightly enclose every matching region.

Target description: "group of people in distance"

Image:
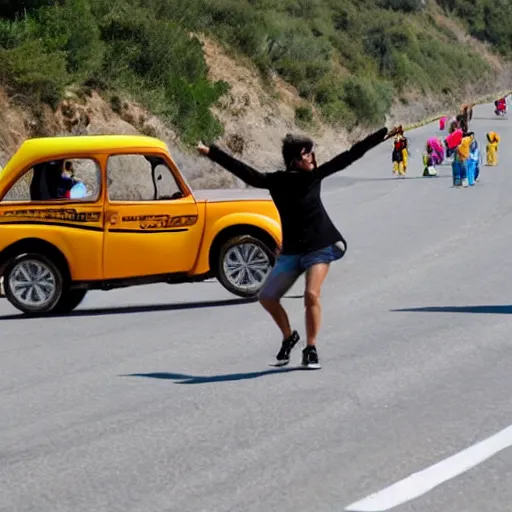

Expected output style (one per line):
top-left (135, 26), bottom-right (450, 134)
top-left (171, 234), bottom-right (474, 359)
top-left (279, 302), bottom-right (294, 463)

top-left (391, 96), bottom-right (506, 186)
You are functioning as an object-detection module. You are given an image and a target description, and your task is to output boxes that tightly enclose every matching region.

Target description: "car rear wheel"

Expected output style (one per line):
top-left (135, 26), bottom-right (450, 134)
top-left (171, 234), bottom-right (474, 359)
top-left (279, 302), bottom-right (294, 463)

top-left (217, 234), bottom-right (275, 298)
top-left (3, 253), bottom-right (64, 315)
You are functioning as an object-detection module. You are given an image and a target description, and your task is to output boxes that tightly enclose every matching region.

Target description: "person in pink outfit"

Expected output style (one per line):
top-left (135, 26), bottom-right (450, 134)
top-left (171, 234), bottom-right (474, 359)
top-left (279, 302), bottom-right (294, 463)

top-left (427, 137), bottom-right (444, 165)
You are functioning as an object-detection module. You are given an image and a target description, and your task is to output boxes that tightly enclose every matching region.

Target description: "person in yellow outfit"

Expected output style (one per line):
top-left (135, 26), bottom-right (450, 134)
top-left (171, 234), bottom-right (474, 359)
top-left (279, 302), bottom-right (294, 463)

top-left (392, 127), bottom-right (408, 177)
top-left (486, 131), bottom-right (500, 166)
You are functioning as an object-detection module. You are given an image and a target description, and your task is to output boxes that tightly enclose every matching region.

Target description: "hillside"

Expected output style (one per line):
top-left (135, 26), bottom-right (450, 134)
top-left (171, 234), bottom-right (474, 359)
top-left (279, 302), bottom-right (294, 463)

top-left (0, 0), bottom-right (511, 187)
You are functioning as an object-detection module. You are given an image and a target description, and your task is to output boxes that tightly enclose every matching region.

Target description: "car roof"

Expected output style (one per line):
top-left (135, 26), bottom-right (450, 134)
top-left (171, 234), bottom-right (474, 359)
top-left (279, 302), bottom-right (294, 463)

top-left (0, 134), bottom-right (169, 184)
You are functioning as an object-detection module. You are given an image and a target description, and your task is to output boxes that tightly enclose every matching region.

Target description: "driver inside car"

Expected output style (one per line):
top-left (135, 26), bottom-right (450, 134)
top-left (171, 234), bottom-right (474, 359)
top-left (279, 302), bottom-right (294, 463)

top-left (58, 162), bottom-right (88, 199)
top-left (43, 160), bottom-right (87, 200)
top-left (29, 160), bottom-right (89, 201)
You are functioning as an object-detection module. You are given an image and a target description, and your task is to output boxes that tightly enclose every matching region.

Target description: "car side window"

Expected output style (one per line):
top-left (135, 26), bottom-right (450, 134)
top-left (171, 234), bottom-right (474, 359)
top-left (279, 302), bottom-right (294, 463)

top-left (2, 158), bottom-right (101, 202)
top-left (107, 154), bottom-right (183, 201)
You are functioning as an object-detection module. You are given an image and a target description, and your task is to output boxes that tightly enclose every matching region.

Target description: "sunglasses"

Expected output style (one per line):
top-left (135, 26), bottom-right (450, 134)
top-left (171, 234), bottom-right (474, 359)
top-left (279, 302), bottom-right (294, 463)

top-left (299, 148), bottom-right (317, 167)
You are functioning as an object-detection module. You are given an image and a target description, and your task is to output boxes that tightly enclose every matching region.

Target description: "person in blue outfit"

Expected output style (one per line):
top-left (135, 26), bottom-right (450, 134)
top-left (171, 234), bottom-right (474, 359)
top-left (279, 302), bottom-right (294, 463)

top-left (197, 126), bottom-right (401, 369)
top-left (466, 133), bottom-right (481, 185)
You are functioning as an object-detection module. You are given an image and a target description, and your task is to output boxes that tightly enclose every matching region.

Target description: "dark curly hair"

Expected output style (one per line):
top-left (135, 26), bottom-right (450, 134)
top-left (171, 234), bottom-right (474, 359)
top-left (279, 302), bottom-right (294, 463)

top-left (281, 133), bottom-right (314, 170)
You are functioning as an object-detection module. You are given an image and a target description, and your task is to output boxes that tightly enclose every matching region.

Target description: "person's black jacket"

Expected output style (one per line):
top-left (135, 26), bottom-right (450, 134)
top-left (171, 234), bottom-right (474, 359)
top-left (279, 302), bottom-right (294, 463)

top-left (207, 127), bottom-right (388, 254)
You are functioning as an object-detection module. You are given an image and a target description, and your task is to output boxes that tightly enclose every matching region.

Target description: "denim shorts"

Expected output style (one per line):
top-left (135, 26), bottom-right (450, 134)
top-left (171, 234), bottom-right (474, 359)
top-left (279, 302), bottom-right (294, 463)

top-left (258, 242), bottom-right (346, 301)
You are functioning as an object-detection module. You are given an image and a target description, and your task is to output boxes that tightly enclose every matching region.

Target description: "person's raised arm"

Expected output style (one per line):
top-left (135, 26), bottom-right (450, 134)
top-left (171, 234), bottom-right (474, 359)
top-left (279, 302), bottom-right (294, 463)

top-left (312, 126), bottom-right (399, 181)
top-left (197, 142), bottom-right (269, 189)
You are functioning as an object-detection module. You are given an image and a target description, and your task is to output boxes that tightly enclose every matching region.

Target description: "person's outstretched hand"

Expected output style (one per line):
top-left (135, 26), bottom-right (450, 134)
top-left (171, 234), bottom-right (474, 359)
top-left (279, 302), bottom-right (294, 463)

top-left (385, 125), bottom-right (403, 140)
top-left (197, 141), bottom-right (210, 156)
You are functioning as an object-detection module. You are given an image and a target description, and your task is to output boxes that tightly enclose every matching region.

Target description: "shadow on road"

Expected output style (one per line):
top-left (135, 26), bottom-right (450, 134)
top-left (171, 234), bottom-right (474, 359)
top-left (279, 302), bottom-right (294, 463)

top-left (472, 116), bottom-right (507, 121)
top-left (332, 175), bottom-right (452, 183)
top-left (121, 368), bottom-right (303, 384)
top-left (0, 293), bottom-right (305, 320)
top-left (392, 305), bottom-right (512, 314)
top-left (0, 297), bottom-right (258, 320)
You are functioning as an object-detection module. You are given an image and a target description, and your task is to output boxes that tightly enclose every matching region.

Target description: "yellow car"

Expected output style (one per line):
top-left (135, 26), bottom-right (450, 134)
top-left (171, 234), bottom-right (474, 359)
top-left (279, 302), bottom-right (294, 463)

top-left (0, 135), bottom-right (282, 315)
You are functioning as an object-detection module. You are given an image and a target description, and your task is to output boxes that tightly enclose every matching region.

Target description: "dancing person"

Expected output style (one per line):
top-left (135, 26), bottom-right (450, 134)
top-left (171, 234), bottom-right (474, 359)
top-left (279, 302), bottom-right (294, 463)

top-left (197, 125), bottom-right (402, 368)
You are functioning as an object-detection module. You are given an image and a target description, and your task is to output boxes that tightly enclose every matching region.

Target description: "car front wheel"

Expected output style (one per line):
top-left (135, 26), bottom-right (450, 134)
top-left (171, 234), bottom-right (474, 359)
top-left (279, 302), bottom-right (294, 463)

top-left (53, 289), bottom-right (87, 314)
top-left (217, 234), bottom-right (275, 298)
top-left (3, 253), bottom-right (64, 315)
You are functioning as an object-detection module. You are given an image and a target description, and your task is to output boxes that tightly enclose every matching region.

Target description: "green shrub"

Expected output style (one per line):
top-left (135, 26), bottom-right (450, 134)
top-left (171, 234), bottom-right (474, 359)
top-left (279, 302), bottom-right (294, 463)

top-left (295, 105), bottom-right (314, 125)
top-left (34, 0), bottom-right (104, 78)
top-left (437, 0), bottom-right (512, 54)
top-left (342, 76), bottom-right (394, 126)
top-left (0, 40), bottom-right (68, 106)
top-left (99, 11), bottom-right (230, 144)
top-left (378, 0), bottom-right (426, 12)
top-left (0, 17), bottom-right (38, 48)
top-left (0, 0), bottom-right (56, 20)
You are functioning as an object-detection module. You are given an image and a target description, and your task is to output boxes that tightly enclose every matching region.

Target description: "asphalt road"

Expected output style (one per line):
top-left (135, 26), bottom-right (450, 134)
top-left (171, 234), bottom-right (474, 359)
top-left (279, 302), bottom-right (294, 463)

top-left (1, 103), bottom-right (512, 512)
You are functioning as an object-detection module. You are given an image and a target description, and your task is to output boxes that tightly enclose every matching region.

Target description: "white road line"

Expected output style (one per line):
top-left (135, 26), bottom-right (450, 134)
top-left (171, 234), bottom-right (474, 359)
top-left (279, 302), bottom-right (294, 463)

top-left (345, 424), bottom-right (512, 511)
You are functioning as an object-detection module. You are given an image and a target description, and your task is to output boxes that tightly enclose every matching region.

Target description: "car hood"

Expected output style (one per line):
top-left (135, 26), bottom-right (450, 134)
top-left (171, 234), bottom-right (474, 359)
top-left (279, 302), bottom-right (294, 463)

top-left (193, 188), bottom-right (272, 202)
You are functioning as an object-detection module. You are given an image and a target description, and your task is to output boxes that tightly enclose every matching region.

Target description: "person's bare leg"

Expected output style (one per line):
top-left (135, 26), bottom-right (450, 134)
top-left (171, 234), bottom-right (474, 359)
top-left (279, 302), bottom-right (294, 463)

top-left (304, 263), bottom-right (330, 346)
top-left (259, 259), bottom-right (299, 340)
top-left (259, 298), bottom-right (292, 339)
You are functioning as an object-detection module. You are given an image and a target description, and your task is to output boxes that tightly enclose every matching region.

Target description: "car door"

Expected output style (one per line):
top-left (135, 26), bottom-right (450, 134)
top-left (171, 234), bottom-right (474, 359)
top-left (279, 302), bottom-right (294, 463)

top-left (0, 156), bottom-right (105, 281)
top-left (102, 152), bottom-right (204, 280)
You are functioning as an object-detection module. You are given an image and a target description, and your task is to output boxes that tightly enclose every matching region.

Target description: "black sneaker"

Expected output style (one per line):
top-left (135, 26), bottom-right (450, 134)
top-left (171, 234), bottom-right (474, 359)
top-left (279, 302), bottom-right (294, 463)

top-left (270, 330), bottom-right (300, 367)
top-left (301, 345), bottom-right (321, 369)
